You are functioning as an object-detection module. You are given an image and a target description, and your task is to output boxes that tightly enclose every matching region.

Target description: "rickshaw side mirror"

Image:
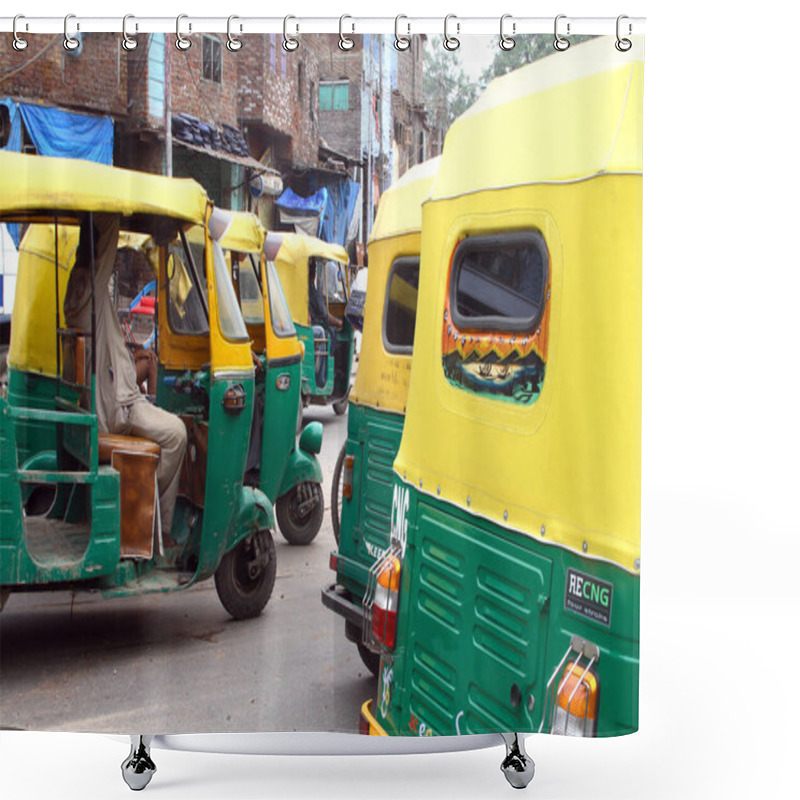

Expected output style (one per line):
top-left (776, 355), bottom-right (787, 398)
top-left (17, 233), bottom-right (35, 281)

top-left (166, 253), bottom-right (175, 280)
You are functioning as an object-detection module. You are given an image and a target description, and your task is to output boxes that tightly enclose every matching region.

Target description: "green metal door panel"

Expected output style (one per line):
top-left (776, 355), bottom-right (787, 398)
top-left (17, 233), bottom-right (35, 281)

top-left (6, 370), bottom-right (59, 464)
top-left (397, 499), bottom-right (552, 736)
top-left (259, 360), bottom-right (301, 500)
top-left (195, 377), bottom-right (254, 579)
top-left (336, 404), bottom-right (404, 598)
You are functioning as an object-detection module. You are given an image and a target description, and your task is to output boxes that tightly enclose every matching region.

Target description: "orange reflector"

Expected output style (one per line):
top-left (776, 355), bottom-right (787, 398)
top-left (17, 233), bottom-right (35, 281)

top-left (553, 662), bottom-right (598, 737)
top-left (343, 455), bottom-right (354, 500)
top-left (329, 552), bottom-right (338, 572)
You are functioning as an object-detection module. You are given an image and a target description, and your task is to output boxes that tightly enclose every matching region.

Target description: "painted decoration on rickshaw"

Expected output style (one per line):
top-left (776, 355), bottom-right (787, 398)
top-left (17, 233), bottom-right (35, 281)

top-left (441, 230), bottom-right (551, 404)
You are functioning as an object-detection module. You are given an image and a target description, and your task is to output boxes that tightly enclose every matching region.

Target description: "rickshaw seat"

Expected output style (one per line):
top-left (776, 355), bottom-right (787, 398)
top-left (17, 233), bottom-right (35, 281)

top-left (98, 433), bottom-right (161, 559)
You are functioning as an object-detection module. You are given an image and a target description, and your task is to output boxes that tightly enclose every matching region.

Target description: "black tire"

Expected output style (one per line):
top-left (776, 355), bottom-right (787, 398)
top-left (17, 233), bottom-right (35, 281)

top-left (357, 641), bottom-right (381, 677)
top-left (276, 482), bottom-right (323, 546)
top-left (214, 529), bottom-right (276, 620)
top-left (330, 442), bottom-right (347, 545)
top-left (332, 397), bottom-right (348, 416)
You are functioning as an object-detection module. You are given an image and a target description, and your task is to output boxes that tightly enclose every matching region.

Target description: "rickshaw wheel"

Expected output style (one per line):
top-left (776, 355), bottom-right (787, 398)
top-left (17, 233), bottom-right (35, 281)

top-left (330, 443), bottom-right (346, 545)
top-left (276, 482), bottom-right (323, 546)
top-left (332, 397), bottom-right (348, 416)
top-left (214, 529), bottom-right (276, 620)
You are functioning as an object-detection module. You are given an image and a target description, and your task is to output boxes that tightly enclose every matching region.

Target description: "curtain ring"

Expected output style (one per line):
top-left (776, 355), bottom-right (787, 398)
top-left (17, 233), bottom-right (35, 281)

top-left (227, 15), bottom-right (242, 52)
top-left (121, 15), bottom-right (138, 51)
top-left (394, 15), bottom-right (410, 51)
top-left (339, 15), bottom-right (354, 51)
top-left (12, 15), bottom-right (28, 51)
top-left (554, 14), bottom-right (570, 51)
top-left (283, 15), bottom-right (299, 52)
top-left (175, 14), bottom-right (191, 51)
top-left (500, 14), bottom-right (515, 51)
top-left (615, 15), bottom-right (632, 52)
top-left (63, 14), bottom-right (80, 51)
top-left (443, 14), bottom-right (460, 51)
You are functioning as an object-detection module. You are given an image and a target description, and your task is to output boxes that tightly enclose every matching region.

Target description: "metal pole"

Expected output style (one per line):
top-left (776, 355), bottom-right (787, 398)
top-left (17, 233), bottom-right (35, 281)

top-left (54, 214), bottom-right (60, 382)
top-left (164, 34), bottom-right (173, 177)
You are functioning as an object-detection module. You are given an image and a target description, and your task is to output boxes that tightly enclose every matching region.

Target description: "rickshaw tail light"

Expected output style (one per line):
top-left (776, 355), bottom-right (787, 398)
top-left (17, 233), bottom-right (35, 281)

top-left (343, 455), bottom-right (355, 501)
top-left (552, 662), bottom-right (598, 737)
top-left (329, 552), bottom-right (338, 572)
top-left (372, 555), bottom-right (401, 649)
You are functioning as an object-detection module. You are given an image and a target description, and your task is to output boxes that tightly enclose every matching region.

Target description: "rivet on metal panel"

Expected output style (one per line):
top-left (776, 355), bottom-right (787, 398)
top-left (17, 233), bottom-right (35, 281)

top-left (634, 557), bottom-right (641, 570)
top-left (467, 494), bottom-right (471, 506)
top-left (582, 540), bottom-right (588, 552)
top-left (540, 524), bottom-right (546, 536)
top-left (504, 509), bottom-right (508, 521)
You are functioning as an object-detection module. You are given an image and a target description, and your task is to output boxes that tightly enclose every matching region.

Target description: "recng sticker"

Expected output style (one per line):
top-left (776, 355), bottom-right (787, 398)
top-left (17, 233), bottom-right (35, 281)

top-left (565, 568), bottom-right (613, 627)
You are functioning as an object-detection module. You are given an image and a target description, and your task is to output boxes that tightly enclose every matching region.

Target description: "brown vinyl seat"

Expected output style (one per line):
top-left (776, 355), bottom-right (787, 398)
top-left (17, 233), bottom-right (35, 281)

top-left (98, 433), bottom-right (161, 558)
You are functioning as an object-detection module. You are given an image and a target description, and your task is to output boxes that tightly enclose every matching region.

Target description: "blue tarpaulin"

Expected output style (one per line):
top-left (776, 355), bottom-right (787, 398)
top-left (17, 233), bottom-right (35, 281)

top-left (308, 176), bottom-right (361, 248)
top-left (1, 98), bottom-right (114, 245)
top-left (276, 187), bottom-right (329, 217)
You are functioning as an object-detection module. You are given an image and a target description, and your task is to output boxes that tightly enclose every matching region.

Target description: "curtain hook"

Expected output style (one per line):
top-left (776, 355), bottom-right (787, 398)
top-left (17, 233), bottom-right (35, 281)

top-left (500, 14), bottom-right (515, 51)
top-left (554, 14), bottom-right (570, 51)
top-left (227, 15), bottom-right (242, 52)
top-left (175, 14), bottom-right (192, 51)
top-left (283, 15), bottom-right (299, 52)
top-left (12, 15), bottom-right (28, 51)
top-left (394, 15), bottom-right (410, 51)
top-left (615, 15), bottom-right (632, 51)
top-left (121, 15), bottom-right (138, 51)
top-left (63, 14), bottom-right (80, 51)
top-left (443, 14), bottom-right (460, 51)
top-left (339, 15), bottom-right (355, 51)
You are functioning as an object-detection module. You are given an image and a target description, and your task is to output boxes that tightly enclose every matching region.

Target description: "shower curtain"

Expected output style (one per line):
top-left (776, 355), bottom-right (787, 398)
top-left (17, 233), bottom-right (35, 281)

top-left (0, 20), bottom-right (642, 775)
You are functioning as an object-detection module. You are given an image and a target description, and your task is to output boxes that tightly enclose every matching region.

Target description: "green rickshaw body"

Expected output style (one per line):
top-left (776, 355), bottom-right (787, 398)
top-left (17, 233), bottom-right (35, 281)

top-left (321, 159), bottom-right (440, 653)
top-left (218, 216), bottom-right (324, 545)
top-left (0, 152), bottom-right (274, 617)
top-left (272, 233), bottom-right (354, 409)
top-left (363, 39), bottom-right (643, 739)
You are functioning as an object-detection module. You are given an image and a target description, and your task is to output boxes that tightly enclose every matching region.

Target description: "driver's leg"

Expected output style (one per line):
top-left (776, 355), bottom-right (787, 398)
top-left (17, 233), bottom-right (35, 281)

top-left (126, 401), bottom-right (187, 537)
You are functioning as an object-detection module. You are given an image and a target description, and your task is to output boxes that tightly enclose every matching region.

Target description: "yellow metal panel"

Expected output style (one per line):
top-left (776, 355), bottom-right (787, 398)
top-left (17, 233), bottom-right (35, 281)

top-left (396, 176), bottom-right (641, 573)
top-left (0, 151), bottom-right (209, 224)
top-left (431, 37), bottom-right (643, 201)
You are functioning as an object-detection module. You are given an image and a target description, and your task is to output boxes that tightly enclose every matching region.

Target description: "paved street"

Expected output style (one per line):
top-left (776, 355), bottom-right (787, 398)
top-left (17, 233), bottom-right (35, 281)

top-left (0, 406), bottom-right (376, 734)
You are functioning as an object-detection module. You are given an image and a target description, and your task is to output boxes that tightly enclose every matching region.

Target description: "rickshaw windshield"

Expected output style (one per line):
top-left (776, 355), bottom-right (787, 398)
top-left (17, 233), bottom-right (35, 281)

top-left (265, 260), bottom-right (296, 338)
top-left (167, 239), bottom-right (209, 335)
top-left (212, 240), bottom-right (249, 341)
top-left (238, 255), bottom-right (265, 325)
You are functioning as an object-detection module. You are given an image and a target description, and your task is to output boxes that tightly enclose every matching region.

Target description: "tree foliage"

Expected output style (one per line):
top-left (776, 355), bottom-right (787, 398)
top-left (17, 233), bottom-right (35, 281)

top-left (423, 36), bottom-right (479, 133)
top-left (480, 34), bottom-right (594, 84)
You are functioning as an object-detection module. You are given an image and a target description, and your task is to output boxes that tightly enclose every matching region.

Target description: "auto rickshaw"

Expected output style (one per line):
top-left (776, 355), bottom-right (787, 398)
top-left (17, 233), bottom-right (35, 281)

top-left (358, 36), bottom-right (643, 754)
top-left (0, 151), bottom-right (276, 620)
top-left (216, 213), bottom-right (325, 545)
top-left (272, 233), bottom-right (353, 416)
top-left (321, 157), bottom-right (441, 674)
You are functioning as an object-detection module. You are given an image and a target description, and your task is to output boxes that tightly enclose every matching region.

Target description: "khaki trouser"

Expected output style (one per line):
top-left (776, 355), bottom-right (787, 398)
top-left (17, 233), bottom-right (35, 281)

top-left (123, 400), bottom-right (187, 537)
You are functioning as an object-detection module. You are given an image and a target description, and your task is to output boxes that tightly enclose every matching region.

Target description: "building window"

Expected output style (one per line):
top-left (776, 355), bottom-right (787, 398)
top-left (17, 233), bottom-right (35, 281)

top-left (319, 80), bottom-right (349, 111)
top-left (202, 35), bottom-right (222, 83)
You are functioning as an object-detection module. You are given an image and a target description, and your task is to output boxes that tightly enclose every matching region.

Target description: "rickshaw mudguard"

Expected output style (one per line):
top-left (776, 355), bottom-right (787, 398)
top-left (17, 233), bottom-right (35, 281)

top-left (229, 485), bottom-right (274, 551)
top-left (276, 439), bottom-right (323, 499)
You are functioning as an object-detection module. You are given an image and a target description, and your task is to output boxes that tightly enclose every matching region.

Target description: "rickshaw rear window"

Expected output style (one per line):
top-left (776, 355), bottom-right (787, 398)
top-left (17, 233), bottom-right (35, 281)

top-left (451, 231), bottom-right (548, 332)
top-left (383, 257), bottom-right (420, 354)
top-left (212, 240), bottom-right (249, 342)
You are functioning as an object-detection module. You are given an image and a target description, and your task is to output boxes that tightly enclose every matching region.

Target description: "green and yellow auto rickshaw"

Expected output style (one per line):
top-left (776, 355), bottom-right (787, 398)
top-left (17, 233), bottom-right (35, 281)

top-left (0, 151), bottom-right (276, 620)
top-left (272, 233), bottom-right (354, 416)
top-left (321, 158), bottom-right (440, 674)
top-left (359, 37), bottom-right (642, 742)
top-left (216, 213), bottom-right (324, 545)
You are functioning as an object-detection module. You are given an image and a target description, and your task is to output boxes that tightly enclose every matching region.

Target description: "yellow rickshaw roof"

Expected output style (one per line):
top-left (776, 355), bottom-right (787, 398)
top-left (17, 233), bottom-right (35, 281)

top-left (0, 151), bottom-right (209, 223)
top-left (431, 36), bottom-right (644, 200)
top-left (219, 211), bottom-right (266, 253)
top-left (368, 157), bottom-right (441, 243)
top-left (278, 232), bottom-right (349, 266)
